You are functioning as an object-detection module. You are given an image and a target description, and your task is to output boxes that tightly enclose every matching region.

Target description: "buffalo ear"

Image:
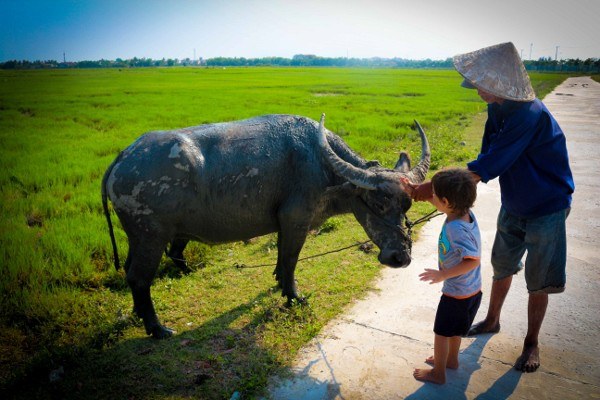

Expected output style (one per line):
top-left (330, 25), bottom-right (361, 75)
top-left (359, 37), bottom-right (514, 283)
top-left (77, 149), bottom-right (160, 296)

top-left (394, 152), bottom-right (411, 172)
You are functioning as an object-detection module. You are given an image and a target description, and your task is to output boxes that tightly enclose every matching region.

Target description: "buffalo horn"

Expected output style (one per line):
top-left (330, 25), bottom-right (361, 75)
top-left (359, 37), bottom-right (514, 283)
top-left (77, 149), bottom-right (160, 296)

top-left (318, 114), bottom-right (378, 191)
top-left (402, 120), bottom-right (431, 184)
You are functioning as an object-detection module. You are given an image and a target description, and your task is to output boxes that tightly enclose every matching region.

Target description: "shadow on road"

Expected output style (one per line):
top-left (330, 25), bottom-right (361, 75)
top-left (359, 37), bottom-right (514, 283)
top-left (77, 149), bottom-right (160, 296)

top-left (406, 335), bottom-right (521, 400)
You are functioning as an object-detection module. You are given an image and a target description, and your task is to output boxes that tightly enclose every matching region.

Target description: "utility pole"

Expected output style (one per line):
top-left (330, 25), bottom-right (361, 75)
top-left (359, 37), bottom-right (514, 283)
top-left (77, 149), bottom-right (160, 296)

top-left (555, 46), bottom-right (559, 61)
top-left (529, 43), bottom-right (533, 60)
top-left (194, 48), bottom-right (196, 61)
top-left (63, 52), bottom-right (66, 63)
top-left (520, 49), bottom-right (524, 59)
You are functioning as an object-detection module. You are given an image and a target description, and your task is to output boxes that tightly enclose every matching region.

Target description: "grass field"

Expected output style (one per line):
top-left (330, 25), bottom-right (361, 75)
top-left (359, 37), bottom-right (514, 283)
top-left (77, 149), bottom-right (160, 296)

top-left (0, 67), bottom-right (569, 399)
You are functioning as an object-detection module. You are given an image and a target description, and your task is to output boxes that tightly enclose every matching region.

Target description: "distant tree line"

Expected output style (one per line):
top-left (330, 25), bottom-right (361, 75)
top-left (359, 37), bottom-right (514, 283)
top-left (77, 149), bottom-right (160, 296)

top-left (0, 57), bottom-right (197, 69)
top-left (1, 54), bottom-right (599, 72)
top-left (205, 54), bottom-right (456, 68)
top-left (524, 57), bottom-right (600, 72)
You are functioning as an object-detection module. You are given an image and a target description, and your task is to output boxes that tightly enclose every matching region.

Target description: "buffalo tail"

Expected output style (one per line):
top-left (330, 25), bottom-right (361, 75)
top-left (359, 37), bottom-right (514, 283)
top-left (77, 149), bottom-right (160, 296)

top-left (101, 153), bottom-right (122, 270)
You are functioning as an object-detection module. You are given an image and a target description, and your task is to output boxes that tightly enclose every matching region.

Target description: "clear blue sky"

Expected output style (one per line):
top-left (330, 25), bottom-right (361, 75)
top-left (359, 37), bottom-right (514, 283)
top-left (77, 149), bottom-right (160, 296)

top-left (1, 0), bottom-right (599, 62)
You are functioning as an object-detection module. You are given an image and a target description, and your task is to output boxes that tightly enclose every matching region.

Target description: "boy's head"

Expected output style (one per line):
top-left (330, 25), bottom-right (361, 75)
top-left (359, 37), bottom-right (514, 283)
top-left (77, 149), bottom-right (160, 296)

top-left (431, 168), bottom-right (477, 216)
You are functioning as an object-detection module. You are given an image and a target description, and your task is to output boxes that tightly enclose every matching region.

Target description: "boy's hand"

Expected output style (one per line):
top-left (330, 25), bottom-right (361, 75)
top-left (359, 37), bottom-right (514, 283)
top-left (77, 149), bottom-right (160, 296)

top-left (419, 268), bottom-right (445, 284)
top-left (399, 177), bottom-right (416, 197)
top-left (400, 178), bottom-right (433, 201)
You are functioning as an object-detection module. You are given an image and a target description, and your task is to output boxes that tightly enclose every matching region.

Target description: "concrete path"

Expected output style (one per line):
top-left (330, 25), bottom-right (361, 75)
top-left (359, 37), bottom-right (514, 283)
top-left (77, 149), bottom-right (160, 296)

top-left (268, 77), bottom-right (600, 399)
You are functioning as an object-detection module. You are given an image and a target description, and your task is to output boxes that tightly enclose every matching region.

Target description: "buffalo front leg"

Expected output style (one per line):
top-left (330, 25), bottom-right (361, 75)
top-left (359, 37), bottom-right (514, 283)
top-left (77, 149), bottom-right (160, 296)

top-left (126, 239), bottom-right (174, 339)
top-left (276, 219), bottom-right (309, 305)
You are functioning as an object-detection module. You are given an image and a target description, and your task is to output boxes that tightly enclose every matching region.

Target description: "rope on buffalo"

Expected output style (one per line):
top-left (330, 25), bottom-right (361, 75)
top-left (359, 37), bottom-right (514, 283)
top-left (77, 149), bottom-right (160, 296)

top-left (405, 209), bottom-right (444, 232)
top-left (166, 208), bottom-right (443, 270)
top-left (233, 239), bottom-right (374, 269)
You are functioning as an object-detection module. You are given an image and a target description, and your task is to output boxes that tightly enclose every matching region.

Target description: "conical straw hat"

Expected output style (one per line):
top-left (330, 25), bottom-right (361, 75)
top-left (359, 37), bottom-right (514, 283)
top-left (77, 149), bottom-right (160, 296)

top-left (453, 42), bottom-right (535, 101)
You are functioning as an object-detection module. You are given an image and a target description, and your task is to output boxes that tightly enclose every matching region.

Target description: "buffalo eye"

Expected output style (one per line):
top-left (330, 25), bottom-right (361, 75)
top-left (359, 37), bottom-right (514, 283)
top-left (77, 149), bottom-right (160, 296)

top-left (375, 202), bottom-right (386, 213)
top-left (376, 197), bottom-right (391, 213)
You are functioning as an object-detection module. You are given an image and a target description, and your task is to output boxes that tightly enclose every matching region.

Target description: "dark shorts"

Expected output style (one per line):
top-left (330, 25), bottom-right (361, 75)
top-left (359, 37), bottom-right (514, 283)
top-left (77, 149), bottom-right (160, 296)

top-left (491, 207), bottom-right (569, 294)
top-left (434, 292), bottom-right (482, 338)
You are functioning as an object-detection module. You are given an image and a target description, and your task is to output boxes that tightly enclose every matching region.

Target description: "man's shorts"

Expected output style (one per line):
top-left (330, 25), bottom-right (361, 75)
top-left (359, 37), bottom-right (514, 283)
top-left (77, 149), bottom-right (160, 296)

top-left (491, 207), bottom-right (569, 294)
top-left (434, 292), bottom-right (482, 337)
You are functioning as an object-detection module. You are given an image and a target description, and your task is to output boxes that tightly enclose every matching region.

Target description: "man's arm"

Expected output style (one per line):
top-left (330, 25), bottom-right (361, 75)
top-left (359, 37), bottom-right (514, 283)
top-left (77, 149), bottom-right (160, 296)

top-left (402, 170), bottom-right (481, 202)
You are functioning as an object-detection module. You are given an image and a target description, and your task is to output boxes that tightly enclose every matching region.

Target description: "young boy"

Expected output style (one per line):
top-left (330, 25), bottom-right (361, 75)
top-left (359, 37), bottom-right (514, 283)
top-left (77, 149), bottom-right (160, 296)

top-left (411, 168), bottom-right (482, 384)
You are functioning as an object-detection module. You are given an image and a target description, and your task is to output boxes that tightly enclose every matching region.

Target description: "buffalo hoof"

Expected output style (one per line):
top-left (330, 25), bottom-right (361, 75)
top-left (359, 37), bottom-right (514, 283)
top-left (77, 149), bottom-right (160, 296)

top-left (286, 296), bottom-right (308, 307)
top-left (172, 259), bottom-right (192, 274)
top-left (151, 325), bottom-right (175, 339)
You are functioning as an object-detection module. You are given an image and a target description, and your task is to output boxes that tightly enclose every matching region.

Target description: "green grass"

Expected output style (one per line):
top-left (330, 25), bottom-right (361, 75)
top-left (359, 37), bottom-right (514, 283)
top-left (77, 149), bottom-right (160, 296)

top-left (0, 67), bottom-right (568, 399)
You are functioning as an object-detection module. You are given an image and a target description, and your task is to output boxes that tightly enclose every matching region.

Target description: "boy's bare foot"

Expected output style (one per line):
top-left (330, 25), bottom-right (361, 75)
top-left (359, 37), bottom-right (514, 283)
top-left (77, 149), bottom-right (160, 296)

top-left (425, 356), bottom-right (459, 369)
top-left (413, 367), bottom-right (446, 384)
top-left (466, 320), bottom-right (500, 336)
top-left (514, 345), bottom-right (540, 372)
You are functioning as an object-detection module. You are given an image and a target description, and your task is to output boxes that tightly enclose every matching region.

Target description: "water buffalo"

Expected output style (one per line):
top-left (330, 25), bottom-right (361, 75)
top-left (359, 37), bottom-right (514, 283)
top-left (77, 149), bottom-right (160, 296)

top-left (102, 114), bottom-right (430, 338)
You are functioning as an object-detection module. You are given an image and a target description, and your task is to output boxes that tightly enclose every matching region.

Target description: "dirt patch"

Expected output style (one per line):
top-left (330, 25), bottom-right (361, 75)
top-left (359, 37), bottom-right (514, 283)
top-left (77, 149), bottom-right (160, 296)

top-left (312, 92), bottom-right (345, 97)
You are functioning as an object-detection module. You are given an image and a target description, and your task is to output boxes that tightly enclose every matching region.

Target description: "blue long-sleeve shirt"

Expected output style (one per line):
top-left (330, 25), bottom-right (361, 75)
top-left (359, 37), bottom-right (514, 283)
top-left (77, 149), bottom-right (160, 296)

top-left (467, 99), bottom-right (574, 218)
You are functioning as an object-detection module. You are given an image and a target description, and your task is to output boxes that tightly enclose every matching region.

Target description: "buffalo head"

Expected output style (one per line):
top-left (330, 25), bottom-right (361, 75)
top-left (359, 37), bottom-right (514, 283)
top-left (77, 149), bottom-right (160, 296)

top-left (318, 114), bottom-right (430, 267)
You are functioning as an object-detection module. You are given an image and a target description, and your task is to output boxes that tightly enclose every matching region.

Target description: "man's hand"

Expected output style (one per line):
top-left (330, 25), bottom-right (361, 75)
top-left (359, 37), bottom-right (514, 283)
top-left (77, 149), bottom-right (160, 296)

top-left (419, 268), bottom-right (446, 284)
top-left (400, 178), bottom-right (433, 201)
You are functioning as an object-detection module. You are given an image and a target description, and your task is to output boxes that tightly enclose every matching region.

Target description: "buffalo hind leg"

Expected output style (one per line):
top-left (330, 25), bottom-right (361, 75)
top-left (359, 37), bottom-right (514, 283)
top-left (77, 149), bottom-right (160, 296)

top-left (167, 238), bottom-right (191, 273)
top-left (127, 238), bottom-right (174, 339)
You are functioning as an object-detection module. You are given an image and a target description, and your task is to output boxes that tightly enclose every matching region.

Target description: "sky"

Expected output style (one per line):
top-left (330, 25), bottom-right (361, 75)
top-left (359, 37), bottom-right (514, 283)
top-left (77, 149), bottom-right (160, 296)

top-left (1, 0), bottom-right (599, 62)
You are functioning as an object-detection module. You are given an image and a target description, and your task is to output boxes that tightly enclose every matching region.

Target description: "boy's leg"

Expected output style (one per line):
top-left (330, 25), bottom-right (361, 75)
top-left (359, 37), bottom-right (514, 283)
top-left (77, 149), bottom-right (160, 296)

top-left (447, 336), bottom-right (461, 369)
top-left (414, 334), bottom-right (448, 384)
top-left (425, 335), bottom-right (460, 369)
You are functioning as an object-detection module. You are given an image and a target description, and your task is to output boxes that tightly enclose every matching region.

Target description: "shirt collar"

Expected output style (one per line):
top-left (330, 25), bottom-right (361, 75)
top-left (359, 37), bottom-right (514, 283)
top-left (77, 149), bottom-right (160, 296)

top-left (489, 99), bottom-right (525, 117)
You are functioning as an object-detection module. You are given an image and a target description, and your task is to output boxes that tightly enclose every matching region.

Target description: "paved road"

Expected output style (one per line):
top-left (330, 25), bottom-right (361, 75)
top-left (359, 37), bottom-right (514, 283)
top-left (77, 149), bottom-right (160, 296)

top-left (268, 77), bottom-right (600, 399)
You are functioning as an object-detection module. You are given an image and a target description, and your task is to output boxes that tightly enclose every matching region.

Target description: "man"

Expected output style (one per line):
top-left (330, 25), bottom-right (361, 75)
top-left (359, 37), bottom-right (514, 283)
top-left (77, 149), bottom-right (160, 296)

top-left (407, 42), bottom-right (574, 373)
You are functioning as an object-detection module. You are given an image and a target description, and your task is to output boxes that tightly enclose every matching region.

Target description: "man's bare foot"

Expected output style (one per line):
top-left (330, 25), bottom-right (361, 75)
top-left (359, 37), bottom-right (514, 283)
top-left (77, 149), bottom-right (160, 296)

top-left (466, 320), bottom-right (500, 336)
top-left (425, 356), bottom-right (459, 369)
top-left (413, 367), bottom-right (445, 384)
top-left (514, 345), bottom-right (540, 372)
